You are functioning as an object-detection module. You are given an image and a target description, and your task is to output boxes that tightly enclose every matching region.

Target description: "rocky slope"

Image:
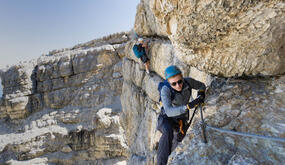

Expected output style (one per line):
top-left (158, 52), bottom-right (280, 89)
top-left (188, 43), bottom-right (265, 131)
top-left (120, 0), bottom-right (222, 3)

top-left (0, 0), bottom-right (285, 165)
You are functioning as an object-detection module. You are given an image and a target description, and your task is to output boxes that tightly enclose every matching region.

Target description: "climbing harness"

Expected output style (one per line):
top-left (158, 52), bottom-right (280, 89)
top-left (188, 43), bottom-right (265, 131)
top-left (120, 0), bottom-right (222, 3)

top-left (178, 105), bottom-right (199, 136)
top-left (179, 120), bottom-right (184, 134)
top-left (198, 105), bottom-right (285, 143)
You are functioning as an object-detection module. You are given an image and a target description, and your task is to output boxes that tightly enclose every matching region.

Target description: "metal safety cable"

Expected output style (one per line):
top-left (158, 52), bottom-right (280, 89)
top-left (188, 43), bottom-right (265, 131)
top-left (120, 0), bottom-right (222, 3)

top-left (205, 124), bottom-right (285, 143)
top-left (199, 105), bottom-right (285, 143)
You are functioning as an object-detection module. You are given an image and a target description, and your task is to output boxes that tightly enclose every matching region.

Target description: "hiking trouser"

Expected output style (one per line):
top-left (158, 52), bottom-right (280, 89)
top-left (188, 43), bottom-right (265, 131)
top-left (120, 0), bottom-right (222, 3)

top-left (157, 114), bottom-right (176, 165)
top-left (140, 54), bottom-right (149, 63)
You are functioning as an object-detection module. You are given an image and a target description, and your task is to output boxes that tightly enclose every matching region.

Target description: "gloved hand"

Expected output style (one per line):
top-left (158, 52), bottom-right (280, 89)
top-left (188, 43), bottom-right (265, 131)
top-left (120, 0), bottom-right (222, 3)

top-left (197, 90), bottom-right (205, 103)
top-left (186, 98), bottom-right (201, 109)
top-left (186, 95), bottom-right (204, 110)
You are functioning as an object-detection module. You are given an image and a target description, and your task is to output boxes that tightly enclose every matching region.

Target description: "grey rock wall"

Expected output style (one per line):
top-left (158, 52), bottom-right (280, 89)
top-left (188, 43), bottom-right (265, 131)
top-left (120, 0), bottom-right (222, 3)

top-left (121, 37), bottom-right (212, 164)
top-left (169, 76), bottom-right (285, 165)
top-left (122, 0), bottom-right (285, 164)
top-left (135, 0), bottom-right (285, 77)
top-left (0, 32), bottom-right (130, 164)
top-left (122, 35), bottom-right (285, 164)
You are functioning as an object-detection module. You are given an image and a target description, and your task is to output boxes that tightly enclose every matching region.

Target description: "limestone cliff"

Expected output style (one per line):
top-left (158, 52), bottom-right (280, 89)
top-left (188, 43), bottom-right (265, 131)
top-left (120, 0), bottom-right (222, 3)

top-left (0, 32), bottom-right (130, 164)
top-left (121, 39), bottom-right (285, 165)
top-left (124, 0), bottom-right (285, 164)
top-left (135, 0), bottom-right (285, 77)
top-left (0, 0), bottom-right (285, 165)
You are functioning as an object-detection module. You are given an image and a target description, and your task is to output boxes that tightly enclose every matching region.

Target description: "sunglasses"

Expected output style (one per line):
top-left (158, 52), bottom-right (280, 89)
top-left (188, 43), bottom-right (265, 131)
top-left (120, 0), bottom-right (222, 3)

top-left (170, 79), bottom-right (183, 86)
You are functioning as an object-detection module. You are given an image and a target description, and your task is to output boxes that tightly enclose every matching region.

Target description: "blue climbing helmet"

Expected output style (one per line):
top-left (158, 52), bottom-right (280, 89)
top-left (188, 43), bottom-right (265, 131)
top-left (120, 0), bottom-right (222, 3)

top-left (165, 65), bottom-right (182, 79)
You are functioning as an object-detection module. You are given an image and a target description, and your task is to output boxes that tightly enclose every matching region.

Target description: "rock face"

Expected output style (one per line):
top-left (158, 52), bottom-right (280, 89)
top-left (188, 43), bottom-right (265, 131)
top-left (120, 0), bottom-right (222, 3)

top-left (169, 76), bottom-right (285, 165)
top-left (0, 32), bottom-right (130, 164)
top-left (120, 37), bottom-right (213, 164)
top-left (135, 0), bottom-right (285, 77)
top-left (124, 0), bottom-right (285, 164)
top-left (1, 0), bottom-right (285, 164)
top-left (121, 38), bottom-right (285, 165)
top-left (0, 62), bottom-right (36, 119)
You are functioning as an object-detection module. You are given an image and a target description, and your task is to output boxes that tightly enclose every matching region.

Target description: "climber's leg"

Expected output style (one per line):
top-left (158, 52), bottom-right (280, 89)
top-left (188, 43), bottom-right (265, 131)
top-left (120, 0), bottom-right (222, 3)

top-left (157, 116), bottom-right (174, 165)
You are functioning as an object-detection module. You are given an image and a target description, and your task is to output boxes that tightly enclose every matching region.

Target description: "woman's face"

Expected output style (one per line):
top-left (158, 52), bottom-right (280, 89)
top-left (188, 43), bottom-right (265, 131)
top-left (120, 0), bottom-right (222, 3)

top-left (168, 74), bottom-right (183, 92)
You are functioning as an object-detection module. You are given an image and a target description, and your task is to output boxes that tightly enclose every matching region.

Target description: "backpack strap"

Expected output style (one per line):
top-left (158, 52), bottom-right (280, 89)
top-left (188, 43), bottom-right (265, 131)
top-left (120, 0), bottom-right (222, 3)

top-left (137, 43), bottom-right (143, 52)
top-left (183, 79), bottom-right (192, 96)
top-left (158, 80), bottom-right (174, 102)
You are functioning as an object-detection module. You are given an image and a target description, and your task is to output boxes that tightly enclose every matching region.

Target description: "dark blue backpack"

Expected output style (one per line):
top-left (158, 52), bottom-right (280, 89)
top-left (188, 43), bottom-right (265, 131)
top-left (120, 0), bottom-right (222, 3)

top-left (132, 44), bottom-right (145, 58)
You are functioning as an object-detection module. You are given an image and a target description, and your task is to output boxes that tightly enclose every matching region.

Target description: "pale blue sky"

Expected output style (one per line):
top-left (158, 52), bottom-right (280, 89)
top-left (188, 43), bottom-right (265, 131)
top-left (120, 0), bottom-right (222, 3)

top-left (0, 0), bottom-right (140, 68)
